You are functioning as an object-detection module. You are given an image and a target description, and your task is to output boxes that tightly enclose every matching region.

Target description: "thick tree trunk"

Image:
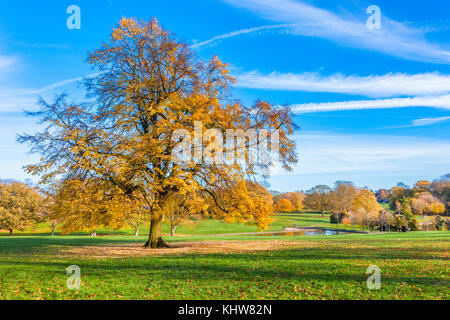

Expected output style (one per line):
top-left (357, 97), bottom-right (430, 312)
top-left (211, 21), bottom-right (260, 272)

top-left (144, 216), bottom-right (169, 248)
top-left (51, 224), bottom-right (55, 237)
top-left (321, 211), bottom-right (324, 218)
top-left (135, 227), bottom-right (139, 237)
top-left (9, 229), bottom-right (13, 236)
top-left (91, 230), bottom-right (97, 237)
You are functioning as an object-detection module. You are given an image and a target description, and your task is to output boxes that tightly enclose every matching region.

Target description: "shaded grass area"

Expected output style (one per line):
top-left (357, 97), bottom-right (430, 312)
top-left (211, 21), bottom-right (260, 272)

top-left (0, 231), bottom-right (448, 300)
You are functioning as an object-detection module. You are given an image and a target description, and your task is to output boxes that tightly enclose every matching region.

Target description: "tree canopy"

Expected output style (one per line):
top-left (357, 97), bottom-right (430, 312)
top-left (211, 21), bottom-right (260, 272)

top-left (19, 18), bottom-right (297, 247)
top-left (0, 182), bottom-right (43, 236)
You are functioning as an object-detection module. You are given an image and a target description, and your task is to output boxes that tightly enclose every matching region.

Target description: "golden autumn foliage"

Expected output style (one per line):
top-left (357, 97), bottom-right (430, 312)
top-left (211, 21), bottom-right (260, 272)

top-left (352, 189), bottom-right (382, 214)
top-left (48, 179), bottom-right (151, 236)
top-left (20, 18), bottom-right (297, 247)
top-left (281, 192), bottom-right (303, 211)
top-left (413, 180), bottom-right (432, 194)
top-left (0, 182), bottom-right (43, 236)
top-left (49, 180), bottom-right (118, 235)
top-left (274, 198), bottom-right (295, 213)
top-left (273, 192), bottom-right (303, 213)
top-left (426, 202), bottom-right (446, 215)
top-left (206, 180), bottom-right (274, 231)
top-left (164, 191), bottom-right (207, 236)
top-left (410, 193), bottom-right (446, 216)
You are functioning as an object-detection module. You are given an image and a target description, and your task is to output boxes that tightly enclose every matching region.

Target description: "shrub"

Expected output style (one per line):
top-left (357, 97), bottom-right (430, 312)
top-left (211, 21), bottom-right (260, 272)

top-left (330, 212), bottom-right (346, 224)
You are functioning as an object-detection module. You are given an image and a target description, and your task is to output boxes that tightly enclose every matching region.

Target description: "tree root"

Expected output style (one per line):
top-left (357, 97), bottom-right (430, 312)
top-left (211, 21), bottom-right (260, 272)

top-left (143, 237), bottom-right (170, 249)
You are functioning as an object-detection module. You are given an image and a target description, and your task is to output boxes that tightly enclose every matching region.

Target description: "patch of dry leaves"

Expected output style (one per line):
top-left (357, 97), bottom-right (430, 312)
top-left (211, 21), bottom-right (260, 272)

top-left (60, 240), bottom-right (312, 259)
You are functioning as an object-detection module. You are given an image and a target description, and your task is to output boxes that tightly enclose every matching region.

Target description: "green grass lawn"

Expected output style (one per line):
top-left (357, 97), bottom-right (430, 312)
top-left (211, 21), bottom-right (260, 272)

top-left (0, 212), bottom-right (448, 300)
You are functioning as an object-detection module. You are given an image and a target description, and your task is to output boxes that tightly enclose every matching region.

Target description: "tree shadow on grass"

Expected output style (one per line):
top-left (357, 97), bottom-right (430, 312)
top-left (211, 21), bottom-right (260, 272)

top-left (0, 236), bottom-right (145, 254)
top-left (1, 248), bottom-right (447, 290)
top-left (1, 235), bottom-right (448, 260)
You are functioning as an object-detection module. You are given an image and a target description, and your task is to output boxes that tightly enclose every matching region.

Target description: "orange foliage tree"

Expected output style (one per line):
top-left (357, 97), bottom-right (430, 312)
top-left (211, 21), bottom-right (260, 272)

top-left (352, 189), bottom-right (382, 214)
top-left (19, 18), bottom-right (297, 248)
top-left (274, 198), bottom-right (295, 213)
top-left (0, 182), bottom-right (43, 236)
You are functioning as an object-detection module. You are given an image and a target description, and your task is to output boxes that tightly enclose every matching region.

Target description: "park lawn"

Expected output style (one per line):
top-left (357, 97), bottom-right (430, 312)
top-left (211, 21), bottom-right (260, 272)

top-left (0, 231), bottom-right (448, 300)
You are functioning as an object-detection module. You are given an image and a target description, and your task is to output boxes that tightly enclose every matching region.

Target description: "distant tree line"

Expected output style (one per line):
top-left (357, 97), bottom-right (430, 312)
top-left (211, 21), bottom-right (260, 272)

top-left (272, 174), bottom-right (449, 232)
top-left (1, 174), bottom-right (448, 236)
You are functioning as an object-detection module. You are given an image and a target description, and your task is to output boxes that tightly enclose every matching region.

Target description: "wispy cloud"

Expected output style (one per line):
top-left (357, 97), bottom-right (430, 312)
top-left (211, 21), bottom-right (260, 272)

top-left (220, 0), bottom-right (450, 64)
top-left (0, 55), bottom-right (18, 83)
top-left (0, 75), bottom-right (88, 97)
top-left (0, 73), bottom-right (97, 112)
top-left (191, 23), bottom-right (294, 48)
top-left (291, 95), bottom-right (450, 113)
top-left (0, 55), bottom-right (16, 70)
top-left (411, 116), bottom-right (450, 127)
top-left (236, 71), bottom-right (450, 98)
top-left (387, 116), bottom-right (450, 128)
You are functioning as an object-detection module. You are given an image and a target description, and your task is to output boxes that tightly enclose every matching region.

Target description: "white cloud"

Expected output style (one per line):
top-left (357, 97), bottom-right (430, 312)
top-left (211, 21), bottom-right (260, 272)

top-left (220, 0), bottom-right (450, 64)
top-left (0, 55), bottom-right (17, 82)
top-left (191, 24), bottom-right (293, 48)
top-left (387, 116), bottom-right (450, 128)
top-left (411, 116), bottom-right (450, 127)
top-left (236, 71), bottom-right (450, 98)
top-left (291, 94), bottom-right (450, 113)
top-left (0, 55), bottom-right (16, 70)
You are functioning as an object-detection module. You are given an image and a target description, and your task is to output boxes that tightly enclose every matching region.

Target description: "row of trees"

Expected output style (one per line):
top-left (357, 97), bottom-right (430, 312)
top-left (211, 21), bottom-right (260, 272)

top-left (272, 179), bottom-right (447, 232)
top-left (271, 182), bottom-right (389, 230)
top-left (220, 176), bottom-right (449, 232)
top-left (0, 179), bottom-right (275, 238)
top-left (385, 177), bottom-right (449, 217)
top-left (2, 176), bottom-right (447, 235)
top-left (299, 176), bottom-right (449, 231)
top-left (302, 181), bottom-right (416, 231)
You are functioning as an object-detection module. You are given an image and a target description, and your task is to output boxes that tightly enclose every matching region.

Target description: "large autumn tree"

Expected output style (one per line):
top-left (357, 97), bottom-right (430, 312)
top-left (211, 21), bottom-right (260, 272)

top-left (19, 18), bottom-right (297, 248)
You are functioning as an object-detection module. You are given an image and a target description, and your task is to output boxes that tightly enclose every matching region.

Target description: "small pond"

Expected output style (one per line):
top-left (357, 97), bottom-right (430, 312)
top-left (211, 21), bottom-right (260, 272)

top-left (258, 229), bottom-right (353, 236)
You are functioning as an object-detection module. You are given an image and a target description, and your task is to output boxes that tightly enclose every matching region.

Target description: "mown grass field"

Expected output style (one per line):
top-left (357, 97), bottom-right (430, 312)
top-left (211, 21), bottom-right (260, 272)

top-left (0, 213), bottom-right (448, 300)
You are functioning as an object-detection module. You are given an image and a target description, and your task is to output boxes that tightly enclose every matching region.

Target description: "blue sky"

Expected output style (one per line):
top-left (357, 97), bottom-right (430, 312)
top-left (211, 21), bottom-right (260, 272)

top-left (0, 0), bottom-right (449, 191)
